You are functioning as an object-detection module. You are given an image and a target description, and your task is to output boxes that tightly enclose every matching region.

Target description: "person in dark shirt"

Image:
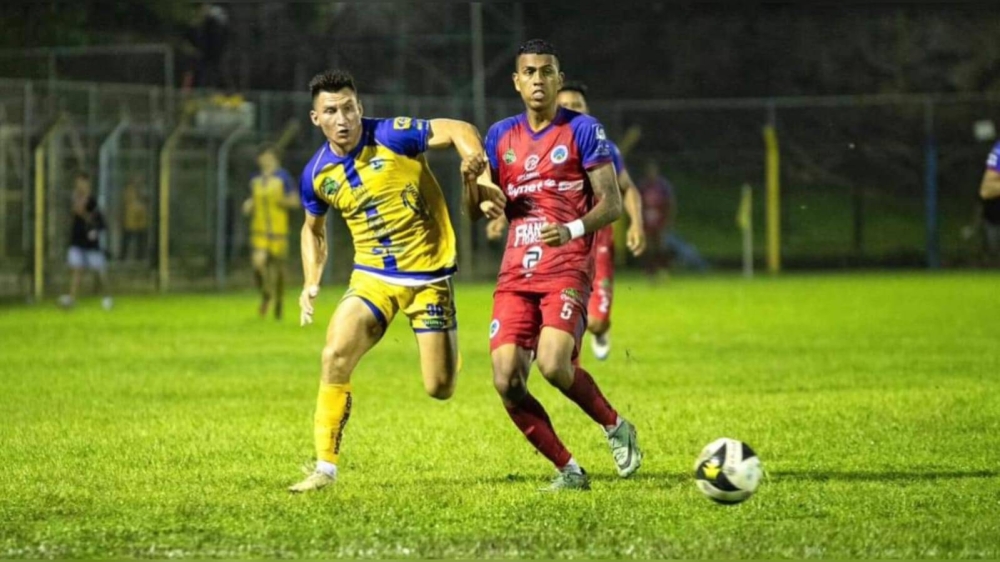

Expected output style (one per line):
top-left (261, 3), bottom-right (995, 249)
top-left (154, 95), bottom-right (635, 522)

top-left (59, 172), bottom-right (113, 310)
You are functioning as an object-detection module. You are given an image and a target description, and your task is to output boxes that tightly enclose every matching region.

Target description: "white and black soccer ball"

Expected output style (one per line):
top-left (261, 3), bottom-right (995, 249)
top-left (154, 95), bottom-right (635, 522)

top-left (693, 437), bottom-right (762, 504)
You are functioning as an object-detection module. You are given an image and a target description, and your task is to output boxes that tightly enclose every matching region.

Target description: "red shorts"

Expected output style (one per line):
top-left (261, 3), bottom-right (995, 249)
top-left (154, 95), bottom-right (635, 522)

top-left (490, 286), bottom-right (590, 360)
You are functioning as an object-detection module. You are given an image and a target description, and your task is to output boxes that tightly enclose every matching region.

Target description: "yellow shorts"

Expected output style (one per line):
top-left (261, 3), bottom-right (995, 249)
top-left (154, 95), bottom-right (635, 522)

top-left (251, 233), bottom-right (288, 259)
top-left (344, 270), bottom-right (457, 332)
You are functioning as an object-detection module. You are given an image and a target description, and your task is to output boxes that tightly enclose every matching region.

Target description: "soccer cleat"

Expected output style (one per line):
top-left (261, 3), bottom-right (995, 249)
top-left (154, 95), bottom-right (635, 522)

top-left (288, 470), bottom-right (336, 493)
top-left (101, 296), bottom-right (114, 311)
top-left (540, 468), bottom-right (591, 492)
top-left (591, 332), bottom-right (611, 361)
top-left (607, 418), bottom-right (642, 478)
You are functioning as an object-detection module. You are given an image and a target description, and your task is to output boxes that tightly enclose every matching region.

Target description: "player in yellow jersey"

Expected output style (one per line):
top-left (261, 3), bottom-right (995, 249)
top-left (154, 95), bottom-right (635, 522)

top-left (288, 70), bottom-right (505, 493)
top-left (242, 145), bottom-right (299, 319)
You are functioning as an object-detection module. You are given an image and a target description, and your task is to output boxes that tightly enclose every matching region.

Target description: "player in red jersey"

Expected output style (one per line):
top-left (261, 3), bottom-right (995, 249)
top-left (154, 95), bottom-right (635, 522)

top-left (472, 39), bottom-right (642, 491)
top-left (487, 81), bottom-right (646, 361)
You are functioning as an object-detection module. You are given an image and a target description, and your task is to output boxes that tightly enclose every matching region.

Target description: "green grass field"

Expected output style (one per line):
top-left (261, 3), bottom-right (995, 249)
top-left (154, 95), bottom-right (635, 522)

top-left (2, 272), bottom-right (999, 558)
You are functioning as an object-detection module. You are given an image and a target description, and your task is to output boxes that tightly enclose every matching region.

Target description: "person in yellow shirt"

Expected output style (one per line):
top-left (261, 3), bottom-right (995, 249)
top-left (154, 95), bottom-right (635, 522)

top-left (120, 176), bottom-right (149, 261)
top-left (288, 69), bottom-right (504, 493)
top-left (242, 145), bottom-right (299, 319)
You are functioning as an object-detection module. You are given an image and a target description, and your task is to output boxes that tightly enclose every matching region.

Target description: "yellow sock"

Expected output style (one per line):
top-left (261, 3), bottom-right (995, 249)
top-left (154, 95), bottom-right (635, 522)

top-left (313, 382), bottom-right (352, 464)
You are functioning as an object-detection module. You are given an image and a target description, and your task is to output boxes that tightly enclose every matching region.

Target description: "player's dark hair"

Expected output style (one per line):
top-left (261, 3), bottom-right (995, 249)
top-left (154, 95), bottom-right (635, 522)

top-left (559, 81), bottom-right (588, 99)
top-left (516, 38), bottom-right (559, 68)
top-left (309, 70), bottom-right (357, 100)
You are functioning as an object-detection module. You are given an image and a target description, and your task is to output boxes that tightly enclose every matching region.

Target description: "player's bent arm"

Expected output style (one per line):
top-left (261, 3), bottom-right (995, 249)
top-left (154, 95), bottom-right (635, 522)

top-left (426, 119), bottom-right (482, 157)
top-left (619, 168), bottom-right (643, 228)
top-left (301, 212), bottom-right (328, 289)
top-left (581, 162), bottom-right (623, 233)
top-left (980, 170), bottom-right (1000, 199)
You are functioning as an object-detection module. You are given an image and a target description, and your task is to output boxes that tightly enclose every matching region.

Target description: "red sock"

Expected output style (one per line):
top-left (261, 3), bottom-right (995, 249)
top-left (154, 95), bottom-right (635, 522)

top-left (505, 393), bottom-right (572, 469)
top-left (560, 367), bottom-right (619, 427)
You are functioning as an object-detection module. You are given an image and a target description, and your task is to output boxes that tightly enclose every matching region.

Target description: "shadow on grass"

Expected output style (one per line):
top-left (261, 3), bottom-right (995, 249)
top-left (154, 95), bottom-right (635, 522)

top-left (771, 469), bottom-right (998, 482)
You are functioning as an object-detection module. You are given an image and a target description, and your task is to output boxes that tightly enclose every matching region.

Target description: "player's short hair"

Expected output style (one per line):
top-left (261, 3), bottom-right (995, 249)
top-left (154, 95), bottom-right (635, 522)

top-left (559, 81), bottom-right (588, 98)
top-left (309, 70), bottom-right (357, 100)
top-left (516, 38), bottom-right (559, 68)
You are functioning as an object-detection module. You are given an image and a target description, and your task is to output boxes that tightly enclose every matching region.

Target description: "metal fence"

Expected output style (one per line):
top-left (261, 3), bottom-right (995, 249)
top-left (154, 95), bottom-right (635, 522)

top-left (1, 77), bottom-right (998, 299)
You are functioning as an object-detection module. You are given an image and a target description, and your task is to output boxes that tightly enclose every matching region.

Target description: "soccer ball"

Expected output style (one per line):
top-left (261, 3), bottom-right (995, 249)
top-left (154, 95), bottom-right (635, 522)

top-left (693, 437), bottom-right (762, 504)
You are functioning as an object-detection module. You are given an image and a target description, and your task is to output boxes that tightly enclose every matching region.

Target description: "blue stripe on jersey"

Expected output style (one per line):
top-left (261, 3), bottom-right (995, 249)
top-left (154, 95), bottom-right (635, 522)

top-left (343, 158), bottom-right (363, 188)
top-left (382, 255), bottom-right (398, 271)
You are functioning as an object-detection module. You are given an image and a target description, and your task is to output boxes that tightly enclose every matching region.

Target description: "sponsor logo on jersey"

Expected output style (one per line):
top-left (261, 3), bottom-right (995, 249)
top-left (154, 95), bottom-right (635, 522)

top-left (506, 179), bottom-right (556, 198)
top-left (550, 145), bottom-right (568, 164)
top-left (371, 158), bottom-right (386, 172)
top-left (989, 152), bottom-right (999, 168)
top-left (513, 221), bottom-right (542, 247)
top-left (321, 177), bottom-right (341, 198)
top-left (504, 148), bottom-right (516, 164)
top-left (594, 125), bottom-right (607, 140)
top-left (524, 154), bottom-right (540, 171)
top-left (401, 183), bottom-right (429, 218)
top-left (489, 319), bottom-right (500, 338)
top-left (557, 180), bottom-right (583, 192)
top-left (393, 117), bottom-right (412, 130)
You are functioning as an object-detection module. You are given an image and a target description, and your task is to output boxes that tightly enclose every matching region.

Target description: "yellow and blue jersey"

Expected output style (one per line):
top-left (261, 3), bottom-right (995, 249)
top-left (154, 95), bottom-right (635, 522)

top-left (300, 117), bottom-right (457, 285)
top-left (250, 168), bottom-right (296, 239)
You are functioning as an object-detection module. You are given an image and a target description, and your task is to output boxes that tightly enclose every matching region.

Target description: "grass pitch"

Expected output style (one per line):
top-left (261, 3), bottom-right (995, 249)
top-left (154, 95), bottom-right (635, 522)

top-left (1, 272), bottom-right (998, 558)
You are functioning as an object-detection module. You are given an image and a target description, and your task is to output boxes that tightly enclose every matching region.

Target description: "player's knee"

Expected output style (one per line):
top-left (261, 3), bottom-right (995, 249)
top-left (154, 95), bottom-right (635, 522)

top-left (491, 360), bottom-right (528, 402)
top-left (536, 353), bottom-right (573, 385)
top-left (424, 377), bottom-right (455, 400)
top-left (321, 345), bottom-right (353, 381)
top-left (588, 318), bottom-right (610, 335)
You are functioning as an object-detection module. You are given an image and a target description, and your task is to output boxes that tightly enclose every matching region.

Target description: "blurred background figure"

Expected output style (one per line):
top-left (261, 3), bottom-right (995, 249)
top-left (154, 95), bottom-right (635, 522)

top-left (964, 139), bottom-right (1000, 267)
top-left (638, 159), bottom-right (675, 278)
top-left (639, 160), bottom-right (709, 278)
top-left (242, 145), bottom-right (298, 319)
top-left (119, 175), bottom-right (149, 262)
top-left (59, 172), bottom-right (113, 310)
top-left (182, 2), bottom-right (230, 90)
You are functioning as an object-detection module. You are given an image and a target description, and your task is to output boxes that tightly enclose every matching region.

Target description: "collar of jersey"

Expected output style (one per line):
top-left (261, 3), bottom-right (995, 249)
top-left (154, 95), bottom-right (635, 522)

top-left (320, 119), bottom-right (376, 167)
top-left (519, 106), bottom-right (568, 141)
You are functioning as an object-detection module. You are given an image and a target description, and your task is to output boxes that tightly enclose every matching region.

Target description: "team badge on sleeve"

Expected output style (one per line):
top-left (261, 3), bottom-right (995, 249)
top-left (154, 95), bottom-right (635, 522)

top-left (393, 117), bottom-right (412, 130)
top-left (594, 125), bottom-right (607, 140)
top-left (322, 177), bottom-right (340, 197)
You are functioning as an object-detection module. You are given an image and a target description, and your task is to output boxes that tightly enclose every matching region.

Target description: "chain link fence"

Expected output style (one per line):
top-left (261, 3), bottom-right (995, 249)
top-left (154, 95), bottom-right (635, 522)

top-left (1, 78), bottom-right (998, 298)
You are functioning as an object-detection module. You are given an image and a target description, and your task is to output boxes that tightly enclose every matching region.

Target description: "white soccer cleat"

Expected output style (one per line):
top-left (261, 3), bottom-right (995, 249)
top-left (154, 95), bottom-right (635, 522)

top-left (101, 296), bottom-right (114, 311)
top-left (288, 470), bottom-right (336, 493)
top-left (591, 332), bottom-right (611, 361)
top-left (607, 418), bottom-right (642, 478)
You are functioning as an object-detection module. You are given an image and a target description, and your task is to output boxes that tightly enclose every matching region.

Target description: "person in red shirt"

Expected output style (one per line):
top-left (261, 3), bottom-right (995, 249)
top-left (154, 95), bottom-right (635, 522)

top-left (638, 159), bottom-right (677, 277)
top-left (471, 39), bottom-right (643, 491)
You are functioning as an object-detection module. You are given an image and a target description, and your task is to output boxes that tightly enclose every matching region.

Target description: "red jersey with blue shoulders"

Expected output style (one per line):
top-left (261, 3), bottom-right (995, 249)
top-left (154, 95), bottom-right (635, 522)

top-left (485, 106), bottom-right (614, 291)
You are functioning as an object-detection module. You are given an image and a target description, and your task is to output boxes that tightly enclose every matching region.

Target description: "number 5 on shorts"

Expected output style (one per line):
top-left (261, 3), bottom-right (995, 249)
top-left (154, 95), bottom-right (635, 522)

top-left (560, 301), bottom-right (574, 320)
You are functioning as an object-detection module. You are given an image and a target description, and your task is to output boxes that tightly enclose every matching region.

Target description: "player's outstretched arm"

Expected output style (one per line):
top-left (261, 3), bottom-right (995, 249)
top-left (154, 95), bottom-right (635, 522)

top-left (425, 119), bottom-right (505, 221)
top-left (541, 162), bottom-right (622, 247)
top-left (299, 212), bottom-right (327, 326)
top-left (981, 170), bottom-right (1000, 199)
top-left (619, 168), bottom-right (646, 256)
